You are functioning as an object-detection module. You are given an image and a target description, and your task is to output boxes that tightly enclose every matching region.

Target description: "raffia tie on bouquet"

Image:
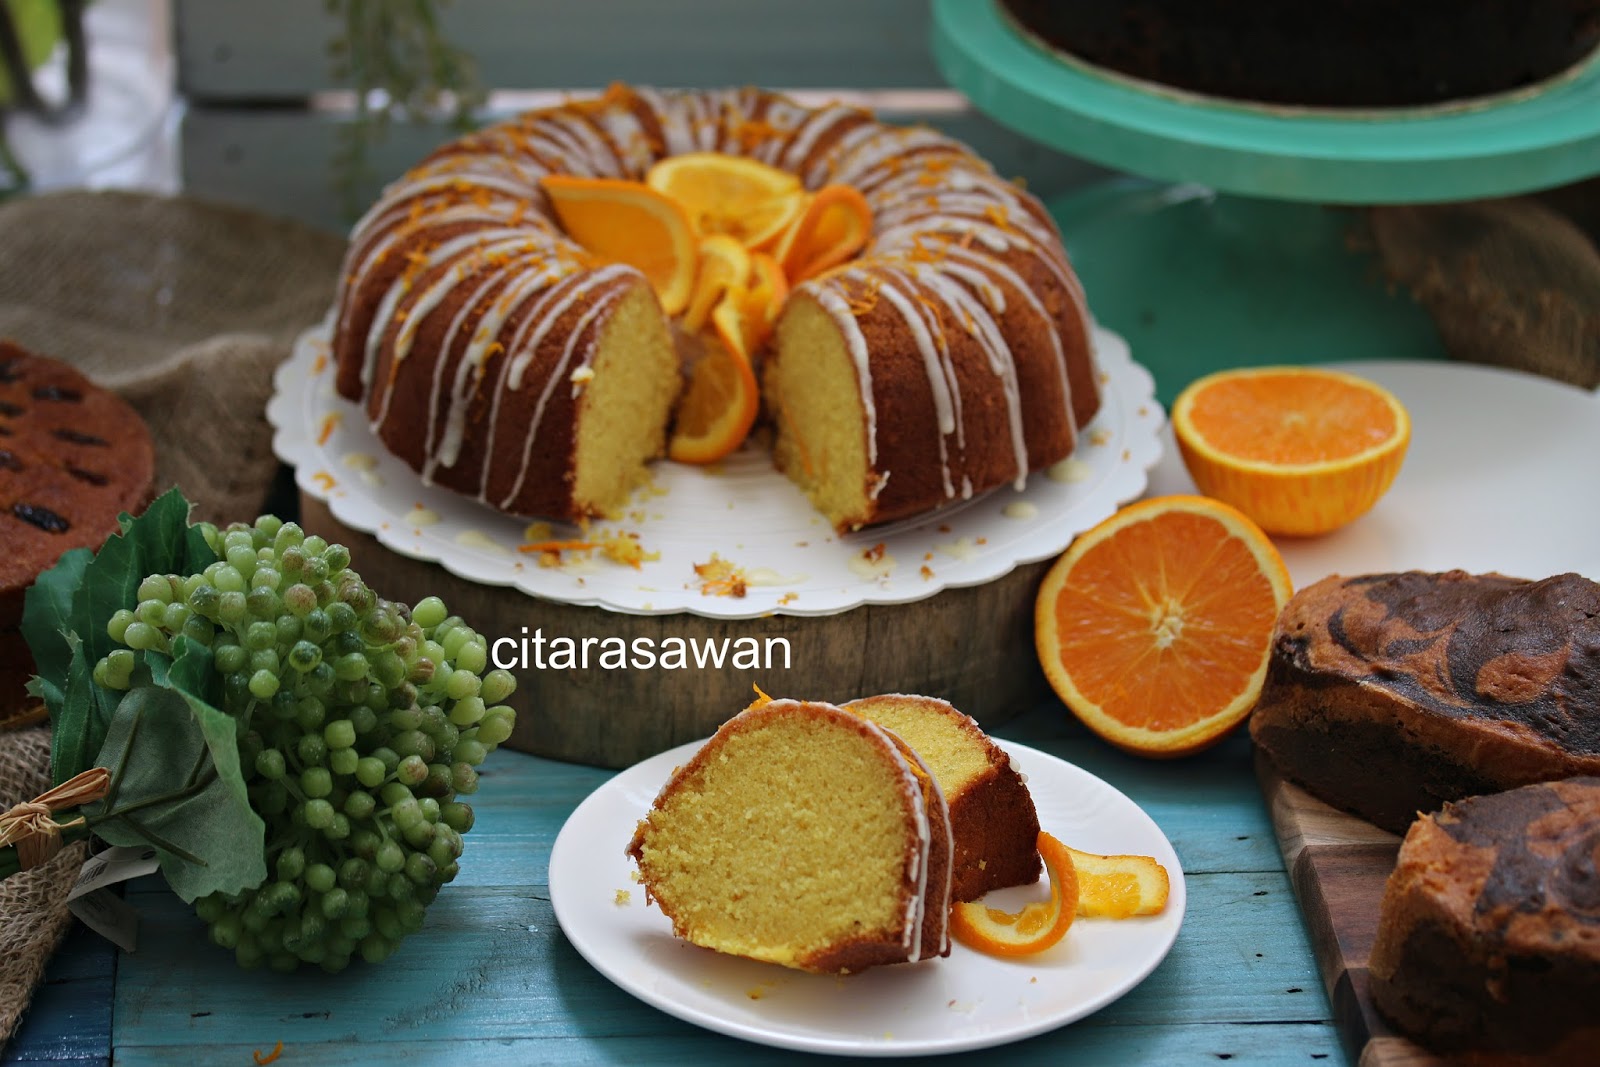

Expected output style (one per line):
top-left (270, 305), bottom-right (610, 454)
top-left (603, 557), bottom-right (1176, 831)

top-left (0, 768), bottom-right (109, 871)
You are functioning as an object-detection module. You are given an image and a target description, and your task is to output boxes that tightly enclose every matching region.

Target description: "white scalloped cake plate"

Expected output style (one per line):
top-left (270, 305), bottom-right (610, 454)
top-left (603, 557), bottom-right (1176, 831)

top-left (267, 320), bottom-right (1162, 619)
top-left (548, 738), bottom-right (1186, 1057)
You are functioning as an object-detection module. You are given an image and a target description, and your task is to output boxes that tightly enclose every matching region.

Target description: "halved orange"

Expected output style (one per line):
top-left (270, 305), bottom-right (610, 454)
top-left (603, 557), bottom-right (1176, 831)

top-left (774, 185), bottom-right (873, 283)
top-left (668, 326), bottom-right (760, 464)
top-left (682, 235), bottom-right (751, 335)
top-left (1035, 495), bottom-right (1292, 757)
top-left (646, 152), bottom-right (805, 249)
top-left (1172, 366), bottom-right (1411, 537)
top-left (950, 831), bottom-right (1079, 957)
top-left (540, 175), bottom-right (697, 315)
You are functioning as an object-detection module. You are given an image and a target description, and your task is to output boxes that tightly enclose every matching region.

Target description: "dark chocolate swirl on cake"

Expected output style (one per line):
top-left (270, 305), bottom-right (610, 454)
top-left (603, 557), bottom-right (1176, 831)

top-left (1252, 571), bottom-right (1600, 832)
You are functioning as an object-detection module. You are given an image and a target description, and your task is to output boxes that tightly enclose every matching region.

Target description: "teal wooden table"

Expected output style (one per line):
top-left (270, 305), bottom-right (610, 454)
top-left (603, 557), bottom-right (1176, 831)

top-left (7, 176), bottom-right (1450, 1065)
top-left (7, 699), bottom-right (1344, 1065)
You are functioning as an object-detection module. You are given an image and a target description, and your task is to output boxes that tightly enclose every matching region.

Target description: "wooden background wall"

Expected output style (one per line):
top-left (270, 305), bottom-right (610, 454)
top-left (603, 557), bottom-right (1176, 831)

top-left (174, 0), bottom-right (1110, 233)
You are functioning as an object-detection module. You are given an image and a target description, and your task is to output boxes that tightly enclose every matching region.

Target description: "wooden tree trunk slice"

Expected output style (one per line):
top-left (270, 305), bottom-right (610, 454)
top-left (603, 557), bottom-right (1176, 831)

top-left (301, 494), bottom-right (1047, 769)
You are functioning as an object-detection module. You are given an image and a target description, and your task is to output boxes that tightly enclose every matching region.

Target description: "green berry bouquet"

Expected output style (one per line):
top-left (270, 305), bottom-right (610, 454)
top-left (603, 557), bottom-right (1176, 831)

top-left (9, 489), bottom-right (517, 973)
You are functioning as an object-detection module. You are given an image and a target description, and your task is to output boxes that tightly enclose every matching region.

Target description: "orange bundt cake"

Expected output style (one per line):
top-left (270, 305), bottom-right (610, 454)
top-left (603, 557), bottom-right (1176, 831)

top-left (330, 85), bottom-right (1100, 529)
top-left (845, 694), bottom-right (1041, 902)
top-left (626, 699), bottom-right (953, 973)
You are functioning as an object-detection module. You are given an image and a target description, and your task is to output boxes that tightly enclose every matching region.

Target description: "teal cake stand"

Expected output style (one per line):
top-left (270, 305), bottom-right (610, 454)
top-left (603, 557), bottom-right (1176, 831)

top-left (930, 0), bottom-right (1600, 403)
top-left (931, 0), bottom-right (1600, 204)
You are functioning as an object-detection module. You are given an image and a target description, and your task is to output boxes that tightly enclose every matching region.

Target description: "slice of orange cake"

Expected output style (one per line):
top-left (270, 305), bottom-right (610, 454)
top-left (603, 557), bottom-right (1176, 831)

top-left (626, 699), bottom-right (952, 973)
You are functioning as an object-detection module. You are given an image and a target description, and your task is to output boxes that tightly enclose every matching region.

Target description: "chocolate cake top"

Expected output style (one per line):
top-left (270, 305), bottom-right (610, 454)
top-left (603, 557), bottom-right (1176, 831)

top-left (1275, 570), bottom-right (1600, 755)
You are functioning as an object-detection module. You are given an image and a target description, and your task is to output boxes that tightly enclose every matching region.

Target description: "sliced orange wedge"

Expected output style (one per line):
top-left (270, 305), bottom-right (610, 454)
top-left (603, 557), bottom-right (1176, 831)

top-left (775, 185), bottom-right (873, 283)
top-left (540, 175), bottom-right (697, 315)
top-left (744, 252), bottom-right (789, 346)
top-left (682, 235), bottom-right (752, 335)
top-left (668, 318), bottom-right (760, 465)
top-left (647, 152), bottom-right (806, 249)
top-left (950, 831), bottom-right (1079, 957)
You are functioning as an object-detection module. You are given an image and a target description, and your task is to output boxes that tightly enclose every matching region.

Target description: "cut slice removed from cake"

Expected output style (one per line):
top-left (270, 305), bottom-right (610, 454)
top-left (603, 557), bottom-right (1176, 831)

top-left (626, 699), bottom-right (952, 973)
top-left (844, 694), bottom-right (1041, 902)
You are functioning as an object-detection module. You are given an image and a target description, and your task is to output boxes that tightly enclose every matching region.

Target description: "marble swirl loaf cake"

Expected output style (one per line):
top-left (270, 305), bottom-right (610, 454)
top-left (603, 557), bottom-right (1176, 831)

top-left (1369, 778), bottom-right (1600, 1062)
top-left (330, 85), bottom-right (1100, 531)
top-left (845, 693), bottom-right (1040, 901)
top-left (626, 699), bottom-right (953, 973)
top-left (1250, 570), bottom-right (1600, 834)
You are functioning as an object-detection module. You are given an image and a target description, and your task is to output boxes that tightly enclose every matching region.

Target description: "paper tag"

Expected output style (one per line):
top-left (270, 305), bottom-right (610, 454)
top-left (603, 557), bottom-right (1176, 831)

top-left (69, 845), bottom-right (161, 900)
top-left (68, 888), bottom-right (142, 952)
top-left (67, 845), bottom-right (161, 952)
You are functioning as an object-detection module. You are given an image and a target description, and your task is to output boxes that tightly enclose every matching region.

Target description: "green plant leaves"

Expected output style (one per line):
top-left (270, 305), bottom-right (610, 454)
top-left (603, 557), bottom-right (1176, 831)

top-left (83, 641), bottom-right (265, 903)
top-left (21, 487), bottom-right (218, 785)
top-left (19, 488), bottom-right (262, 901)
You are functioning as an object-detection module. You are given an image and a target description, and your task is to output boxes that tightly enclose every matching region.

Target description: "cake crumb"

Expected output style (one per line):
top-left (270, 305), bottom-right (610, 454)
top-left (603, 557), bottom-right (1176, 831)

top-left (629, 870), bottom-right (641, 883)
top-left (778, 592), bottom-right (798, 606)
top-left (613, 889), bottom-right (631, 906)
top-left (1089, 428), bottom-right (1113, 446)
top-left (920, 565), bottom-right (934, 580)
top-left (695, 554), bottom-right (748, 598)
top-left (1030, 976), bottom-right (1038, 984)
top-left (848, 543), bottom-right (896, 581)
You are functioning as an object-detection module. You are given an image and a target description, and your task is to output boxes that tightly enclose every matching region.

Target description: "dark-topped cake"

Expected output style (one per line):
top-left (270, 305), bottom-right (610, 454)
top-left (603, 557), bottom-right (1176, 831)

top-left (1369, 778), bottom-right (1600, 1061)
top-left (1250, 570), bottom-right (1600, 834)
top-left (1001, 0), bottom-right (1600, 108)
top-left (0, 341), bottom-right (156, 709)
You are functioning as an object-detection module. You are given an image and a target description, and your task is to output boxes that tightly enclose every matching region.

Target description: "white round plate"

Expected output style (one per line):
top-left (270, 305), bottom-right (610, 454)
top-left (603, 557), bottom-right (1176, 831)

top-left (1146, 360), bottom-right (1600, 586)
top-left (267, 320), bottom-right (1163, 619)
top-left (548, 738), bottom-right (1186, 1058)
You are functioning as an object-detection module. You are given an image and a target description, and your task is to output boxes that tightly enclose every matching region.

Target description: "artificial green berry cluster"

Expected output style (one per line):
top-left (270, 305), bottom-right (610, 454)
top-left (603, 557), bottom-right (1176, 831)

top-left (93, 514), bottom-right (516, 972)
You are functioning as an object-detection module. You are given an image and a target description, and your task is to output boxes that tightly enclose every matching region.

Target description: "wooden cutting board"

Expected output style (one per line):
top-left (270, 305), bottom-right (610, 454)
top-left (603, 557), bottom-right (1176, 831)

top-left (1255, 755), bottom-right (1447, 1067)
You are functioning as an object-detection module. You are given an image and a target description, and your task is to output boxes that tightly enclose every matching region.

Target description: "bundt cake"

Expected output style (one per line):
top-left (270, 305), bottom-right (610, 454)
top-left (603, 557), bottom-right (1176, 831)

top-left (1, 342), bottom-right (156, 712)
top-left (330, 85), bottom-right (1100, 531)
top-left (626, 698), bottom-right (953, 973)
top-left (844, 694), bottom-right (1040, 901)
top-left (1369, 778), bottom-right (1600, 1062)
top-left (1250, 570), bottom-right (1600, 834)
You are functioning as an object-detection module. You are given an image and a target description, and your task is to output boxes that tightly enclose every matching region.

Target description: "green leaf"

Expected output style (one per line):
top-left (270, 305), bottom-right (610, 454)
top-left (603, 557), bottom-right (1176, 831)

top-left (21, 487), bottom-right (218, 785)
top-left (85, 671), bottom-right (266, 903)
top-left (19, 546), bottom-right (91, 715)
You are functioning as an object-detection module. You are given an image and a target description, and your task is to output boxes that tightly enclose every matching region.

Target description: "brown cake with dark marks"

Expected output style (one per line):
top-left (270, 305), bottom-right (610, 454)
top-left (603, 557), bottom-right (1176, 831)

top-left (0, 341), bottom-right (156, 710)
top-left (1369, 778), bottom-right (1600, 1062)
top-left (1250, 570), bottom-right (1600, 834)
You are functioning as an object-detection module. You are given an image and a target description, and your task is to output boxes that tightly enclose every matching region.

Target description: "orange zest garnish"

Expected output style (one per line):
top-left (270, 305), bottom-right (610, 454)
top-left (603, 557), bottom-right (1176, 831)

top-left (774, 185), bottom-right (873, 283)
top-left (540, 175), bottom-right (697, 315)
top-left (1172, 366), bottom-right (1411, 536)
top-left (518, 540), bottom-right (598, 554)
top-left (694, 554), bottom-right (749, 598)
top-left (1034, 495), bottom-right (1292, 757)
top-left (950, 831), bottom-right (1078, 957)
top-left (746, 684), bottom-right (774, 711)
top-left (253, 1042), bottom-right (284, 1066)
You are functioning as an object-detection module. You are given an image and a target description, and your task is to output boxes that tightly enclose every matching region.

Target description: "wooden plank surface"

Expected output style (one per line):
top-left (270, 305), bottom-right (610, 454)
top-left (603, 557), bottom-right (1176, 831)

top-left (97, 702), bottom-right (1346, 1065)
top-left (175, 0), bottom-right (946, 97)
top-left (1255, 756), bottom-right (1445, 1067)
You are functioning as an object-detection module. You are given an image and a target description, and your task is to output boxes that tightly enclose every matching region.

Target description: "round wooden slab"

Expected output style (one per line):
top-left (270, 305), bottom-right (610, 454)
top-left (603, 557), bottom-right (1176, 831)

top-left (301, 494), bottom-right (1051, 769)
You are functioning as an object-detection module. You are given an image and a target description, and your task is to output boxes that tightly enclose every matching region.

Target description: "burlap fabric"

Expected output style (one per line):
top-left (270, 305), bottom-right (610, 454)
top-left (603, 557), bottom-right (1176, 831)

top-left (0, 726), bottom-right (86, 1052)
top-left (0, 190), bottom-right (345, 1048)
